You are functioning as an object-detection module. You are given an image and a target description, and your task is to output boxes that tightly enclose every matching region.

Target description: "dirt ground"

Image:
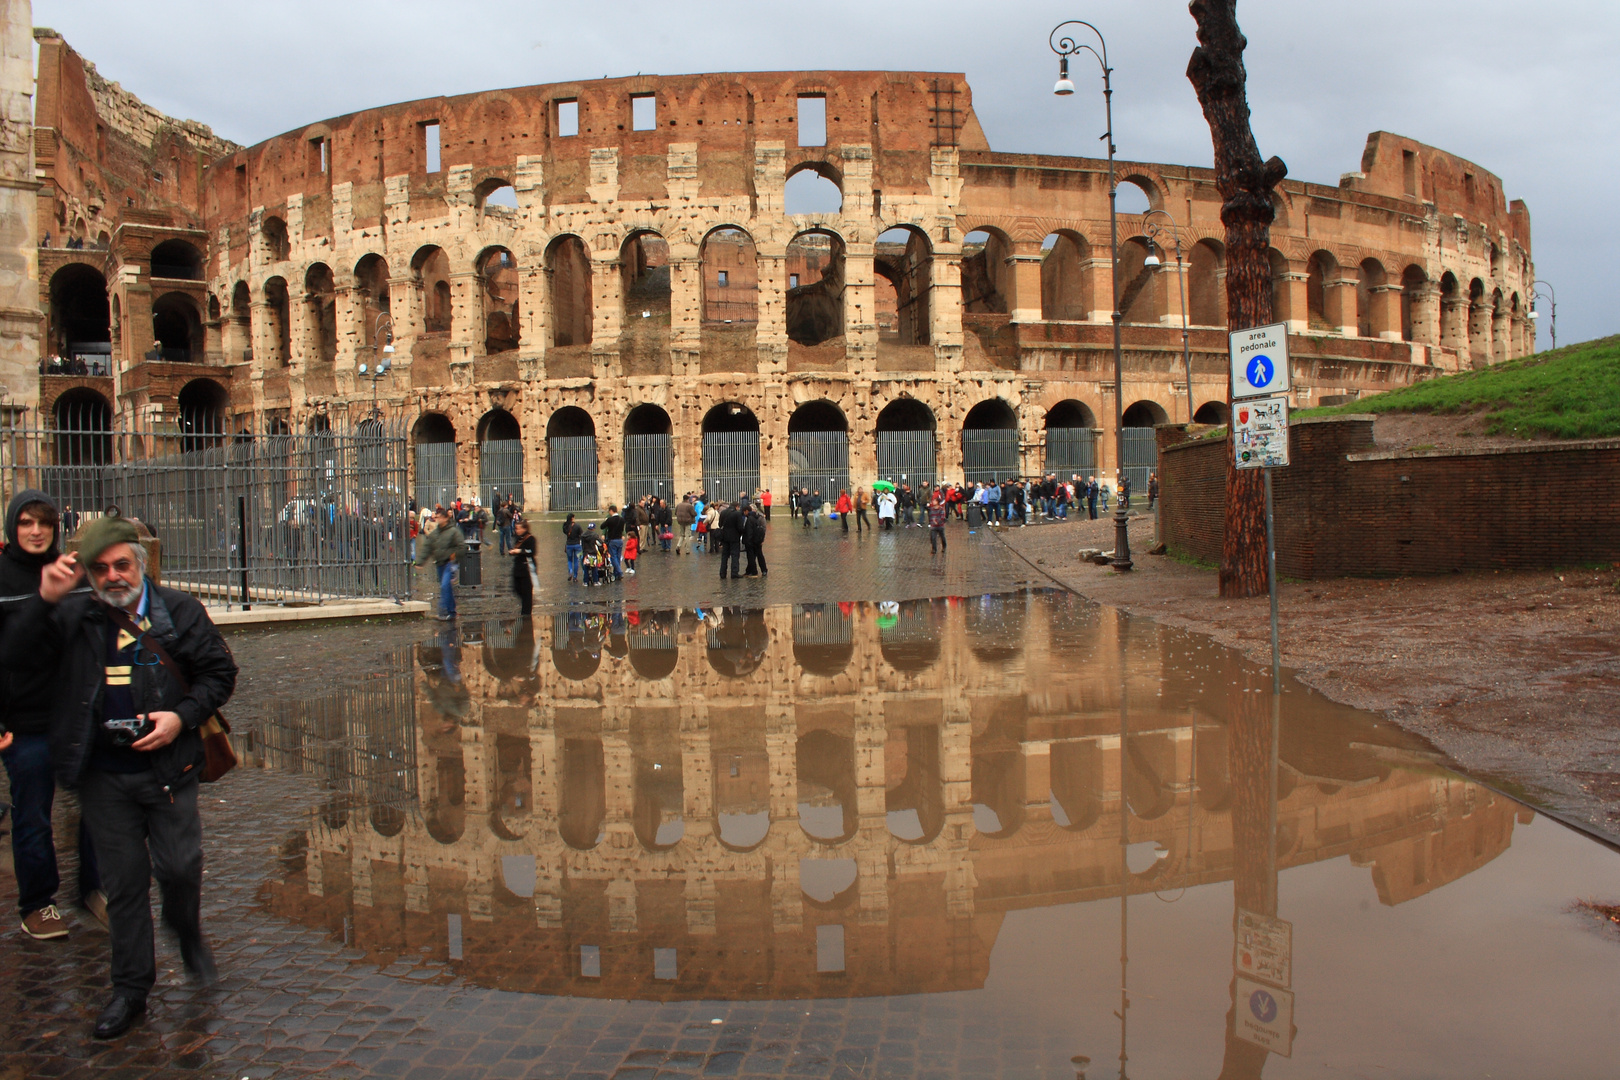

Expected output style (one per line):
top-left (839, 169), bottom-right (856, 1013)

top-left (998, 512), bottom-right (1620, 843)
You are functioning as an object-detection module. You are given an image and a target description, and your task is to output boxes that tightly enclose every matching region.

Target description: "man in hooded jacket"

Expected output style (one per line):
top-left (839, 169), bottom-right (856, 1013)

top-left (0, 489), bottom-right (103, 942)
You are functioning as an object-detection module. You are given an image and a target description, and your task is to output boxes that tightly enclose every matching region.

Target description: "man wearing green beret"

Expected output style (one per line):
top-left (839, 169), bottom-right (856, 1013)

top-left (4, 515), bottom-right (238, 1040)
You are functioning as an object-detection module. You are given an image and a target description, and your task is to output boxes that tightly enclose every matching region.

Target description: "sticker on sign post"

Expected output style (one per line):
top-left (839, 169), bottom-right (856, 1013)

top-left (1230, 323), bottom-right (1290, 399)
top-left (1234, 908), bottom-right (1293, 988)
top-left (1234, 976), bottom-right (1295, 1057)
top-left (1234, 396), bottom-right (1289, 470)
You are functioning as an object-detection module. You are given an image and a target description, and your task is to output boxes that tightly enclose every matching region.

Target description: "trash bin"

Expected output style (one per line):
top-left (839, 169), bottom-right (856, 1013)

top-left (460, 538), bottom-right (482, 587)
top-left (965, 502), bottom-right (984, 528)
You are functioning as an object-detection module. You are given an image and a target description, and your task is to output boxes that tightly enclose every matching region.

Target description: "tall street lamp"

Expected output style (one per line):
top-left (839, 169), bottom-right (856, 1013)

top-left (1530, 279), bottom-right (1555, 352)
top-left (1141, 209), bottom-right (1196, 426)
top-left (1052, 19), bottom-right (1130, 571)
top-left (358, 313), bottom-right (394, 418)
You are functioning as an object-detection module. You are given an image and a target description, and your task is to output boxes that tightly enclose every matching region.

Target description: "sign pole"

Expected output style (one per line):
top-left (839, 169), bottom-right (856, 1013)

top-left (1263, 467), bottom-right (1280, 695)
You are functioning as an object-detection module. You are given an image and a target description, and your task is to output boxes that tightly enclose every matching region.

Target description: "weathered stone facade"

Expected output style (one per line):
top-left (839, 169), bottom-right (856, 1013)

top-left (23, 41), bottom-right (1535, 508)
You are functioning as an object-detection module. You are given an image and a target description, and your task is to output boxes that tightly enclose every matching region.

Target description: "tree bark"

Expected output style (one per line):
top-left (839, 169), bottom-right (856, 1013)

top-left (1186, 0), bottom-right (1287, 598)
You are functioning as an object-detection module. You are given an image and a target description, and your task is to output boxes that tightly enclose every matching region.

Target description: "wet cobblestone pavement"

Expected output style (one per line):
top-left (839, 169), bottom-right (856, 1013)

top-left (4, 518), bottom-right (1620, 1078)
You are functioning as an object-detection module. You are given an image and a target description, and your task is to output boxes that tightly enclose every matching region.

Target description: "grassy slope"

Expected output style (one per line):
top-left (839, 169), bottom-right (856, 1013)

top-left (1299, 335), bottom-right (1620, 440)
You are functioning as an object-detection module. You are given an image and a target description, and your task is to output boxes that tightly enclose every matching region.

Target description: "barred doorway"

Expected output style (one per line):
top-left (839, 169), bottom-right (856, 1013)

top-left (413, 413), bottom-right (457, 511)
top-left (1043, 399), bottom-right (1097, 480)
top-left (47, 388), bottom-right (113, 513)
top-left (875, 397), bottom-right (935, 488)
top-left (547, 407), bottom-right (598, 511)
top-left (477, 409), bottom-right (524, 508)
top-left (701, 402), bottom-right (759, 502)
top-left (1121, 400), bottom-right (1167, 497)
top-left (961, 398), bottom-right (1018, 486)
top-left (788, 399), bottom-right (848, 497)
top-left (623, 403), bottom-right (674, 505)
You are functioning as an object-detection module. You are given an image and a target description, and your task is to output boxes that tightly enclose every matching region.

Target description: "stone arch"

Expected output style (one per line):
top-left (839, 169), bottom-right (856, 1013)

top-left (788, 399), bottom-right (850, 500)
top-left (786, 228), bottom-right (845, 346)
top-left (547, 405), bottom-right (598, 511)
top-left (1438, 271), bottom-right (1461, 349)
top-left (47, 263), bottom-right (110, 362)
top-left (477, 408), bottom-right (524, 506)
top-left (1043, 399), bottom-right (1097, 479)
top-left (476, 246), bottom-right (520, 354)
top-left (1121, 401), bottom-right (1167, 494)
top-left (150, 239), bottom-right (203, 280)
top-left (558, 738), bottom-right (607, 851)
top-left (1306, 250), bottom-right (1339, 331)
top-left (701, 402), bottom-right (761, 500)
top-left (1123, 400), bottom-right (1168, 427)
top-left (783, 160), bottom-right (843, 215)
top-left (1041, 230), bottom-right (1092, 321)
top-left (152, 291), bottom-right (204, 362)
top-left (619, 230), bottom-right (668, 370)
top-left (412, 412), bottom-right (457, 510)
top-left (961, 227), bottom-right (1010, 314)
top-left (1193, 401), bottom-right (1230, 425)
top-left (1268, 248), bottom-right (1295, 327)
top-left (1116, 174), bottom-right (1161, 214)
top-left (875, 396), bottom-right (937, 487)
top-left (228, 280), bottom-right (251, 362)
top-left (1400, 264), bottom-right (1428, 343)
top-left (796, 729), bottom-right (857, 844)
top-left (52, 387), bottom-right (113, 508)
top-left (354, 253), bottom-right (391, 353)
top-left (261, 216), bottom-right (290, 262)
top-left (623, 403), bottom-right (674, 505)
top-left (412, 245), bottom-right (452, 334)
top-left (701, 225), bottom-right (758, 325)
top-left (475, 176), bottom-right (517, 218)
top-left (1188, 238), bottom-right (1225, 327)
top-left (875, 225), bottom-right (933, 346)
top-left (177, 378), bottom-right (228, 449)
top-left (961, 397), bottom-right (1019, 485)
top-left (1356, 257), bottom-right (1388, 338)
top-left (304, 263), bottom-right (337, 365)
top-left (263, 277), bottom-right (290, 366)
top-left (546, 234), bottom-right (592, 348)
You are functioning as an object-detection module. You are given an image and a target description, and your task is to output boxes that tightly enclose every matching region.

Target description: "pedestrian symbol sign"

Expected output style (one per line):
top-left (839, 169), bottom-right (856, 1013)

top-left (1249, 987), bottom-right (1279, 1024)
top-left (1230, 323), bottom-right (1290, 399)
top-left (1234, 976), bottom-right (1295, 1057)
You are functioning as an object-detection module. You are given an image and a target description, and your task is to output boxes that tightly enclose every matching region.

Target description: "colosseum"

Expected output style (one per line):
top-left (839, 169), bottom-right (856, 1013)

top-left (20, 30), bottom-right (1536, 509)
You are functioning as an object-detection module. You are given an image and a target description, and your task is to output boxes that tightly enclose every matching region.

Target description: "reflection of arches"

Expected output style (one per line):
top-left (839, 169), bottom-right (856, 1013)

top-left (633, 724), bottom-right (685, 851)
top-left (965, 593), bottom-right (1024, 664)
top-left (962, 397), bottom-right (1018, 485)
top-left (1049, 742), bottom-right (1103, 831)
top-left (1043, 399), bottom-right (1096, 479)
top-left (477, 408), bottom-right (523, 507)
top-left (369, 803), bottom-right (405, 837)
top-left (547, 235), bottom-right (592, 347)
top-left (706, 610), bottom-right (768, 678)
top-left (797, 729), bottom-right (857, 843)
top-left (701, 226), bottom-right (758, 325)
top-left (629, 643), bottom-right (678, 681)
top-left (1124, 733), bottom-right (1178, 821)
top-left (491, 733), bottom-right (534, 841)
top-left (874, 226), bottom-right (932, 345)
top-left (152, 292), bottom-right (204, 362)
top-left (793, 604), bottom-right (854, 677)
top-left (971, 749), bottom-right (1025, 838)
top-left (878, 599), bottom-right (940, 672)
top-left (1193, 401), bottom-right (1230, 425)
top-left (885, 725), bottom-right (944, 844)
top-left (150, 239), bottom-right (203, 280)
top-left (1041, 230), bottom-right (1092, 320)
top-left (961, 228), bottom-right (1010, 314)
top-left (786, 230), bottom-right (844, 346)
top-left (558, 738), bottom-right (606, 850)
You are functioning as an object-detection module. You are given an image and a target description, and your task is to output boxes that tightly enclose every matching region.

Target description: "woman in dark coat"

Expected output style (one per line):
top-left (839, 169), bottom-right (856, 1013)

top-left (508, 518), bottom-right (537, 616)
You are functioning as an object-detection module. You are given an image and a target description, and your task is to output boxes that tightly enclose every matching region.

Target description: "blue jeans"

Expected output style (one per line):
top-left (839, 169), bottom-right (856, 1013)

top-left (2, 732), bottom-right (99, 914)
top-left (438, 560), bottom-right (457, 616)
top-left (607, 538), bottom-right (625, 579)
top-left (566, 543), bottom-right (582, 579)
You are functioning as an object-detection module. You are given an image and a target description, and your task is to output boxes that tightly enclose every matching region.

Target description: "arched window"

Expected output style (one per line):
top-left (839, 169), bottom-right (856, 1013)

top-left (178, 379), bottom-right (228, 452)
top-left (412, 246), bottom-right (451, 334)
top-left (260, 217), bottom-right (290, 263)
top-left (619, 232), bottom-right (667, 373)
top-left (786, 230), bottom-right (844, 347)
top-left (1188, 239), bottom-right (1225, 327)
top-left (354, 254), bottom-right (391, 354)
top-left (874, 226), bottom-right (932, 346)
top-left (153, 292), bottom-right (204, 363)
top-left (263, 278), bottom-right (290, 366)
top-left (961, 229), bottom-right (1010, 314)
top-left (48, 264), bottom-right (110, 369)
top-left (150, 239), bottom-right (203, 280)
top-left (701, 226), bottom-right (758, 326)
top-left (546, 235), bottom-right (592, 348)
top-left (783, 163), bottom-right (842, 215)
top-left (1041, 231), bottom-right (1091, 321)
top-left (478, 247), bottom-right (520, 354)
top-left (304, 263), bottom-right (336, 365)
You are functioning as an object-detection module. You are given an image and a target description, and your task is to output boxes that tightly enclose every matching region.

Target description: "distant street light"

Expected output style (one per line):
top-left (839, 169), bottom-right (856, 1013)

top-left (1530, 280), bottom-right (1555, 351)
top-left (358, 313), bottom-right (394, 418)
top-left (1141, 209), bottom-right (1196, 426)
top-left (1051, 18), bottom-right (1130, 571)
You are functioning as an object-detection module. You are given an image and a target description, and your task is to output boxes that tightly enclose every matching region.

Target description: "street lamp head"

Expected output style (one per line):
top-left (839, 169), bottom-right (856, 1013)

top-left (1054, 55), bottom-right (1075, 96)
top-left (357, 363), bottom-right (368, 375)
top-left (379, 355), bottom-right (391, 373)
top-left (1143, 248), bottom-right (1161, 267)
top-left (382, 343), bottom-right (395, 355)
top-left (1527, 309), bottom-right (1539, 321)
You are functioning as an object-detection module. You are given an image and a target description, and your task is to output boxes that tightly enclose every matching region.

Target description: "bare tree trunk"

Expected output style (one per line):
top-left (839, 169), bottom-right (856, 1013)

top-left (1187, 0), bottom-right (1287, 598)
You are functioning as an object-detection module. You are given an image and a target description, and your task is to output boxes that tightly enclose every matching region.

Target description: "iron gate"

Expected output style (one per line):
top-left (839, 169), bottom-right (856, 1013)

top-left (962, 429), bottom-right (1019, 486)
top-left (0, 413), bottom-right (411, 608)
top-left (1122, 428), bottom-right (1158, 501)
top-left (548, 435), bottom-right (599, 511)
top-left (788, 430), bottom-right (849, 496)
top-left (875, 430), bottom-right (935, 487)
top-left (479, 438), bottom-right (524, 508)
top-left (623, 433), bottom-right (674, 505)
top-left (1044, 427), bottom-right (1097, 479)
top-left (702, 430), bottom-right (760, 502)
top-left (414, 442), bottom-right (456, 511)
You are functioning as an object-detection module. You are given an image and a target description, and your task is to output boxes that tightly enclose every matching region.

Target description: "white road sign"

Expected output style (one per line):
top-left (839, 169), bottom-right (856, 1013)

top-left (1230, 323), bottom-right (1291, 399)
top-left (1234, 976), bottom-right (1295, 1057)
top-left (1234, 908), bottom-right (1293, 988)
top-left (1234, 396), bottom-right (1290, 470)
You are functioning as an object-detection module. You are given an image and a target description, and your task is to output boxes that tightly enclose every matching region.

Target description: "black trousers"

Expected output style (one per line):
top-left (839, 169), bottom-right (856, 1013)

top-left (79, 769), bottom-right (204, 1002)
top-left (856, 510), bottom-right (870, 533)
top-left (931, 525), bottom-right (947, 552)
top-left (745, 542), bottom-right (767, 575)
top-left (763, 505), bottom-right (771, 520)
top-left (719, 540), bottom-right (741, 578)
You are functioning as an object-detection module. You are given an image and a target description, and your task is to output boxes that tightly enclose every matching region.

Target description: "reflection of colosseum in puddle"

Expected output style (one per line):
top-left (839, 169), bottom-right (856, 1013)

top-left (255, 593), bottom-right (1523, 1000)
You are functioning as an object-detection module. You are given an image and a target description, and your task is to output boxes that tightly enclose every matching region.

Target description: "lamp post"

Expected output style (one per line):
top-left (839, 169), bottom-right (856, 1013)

top-left (358, 313), bottom-right (394, 418)
top-left (1052, 19), bottom-right (1130, 570)
top-left (1530, 279), bottom-right (1555, 352)
top-left (1141, 210), bottom-right (1196, 426)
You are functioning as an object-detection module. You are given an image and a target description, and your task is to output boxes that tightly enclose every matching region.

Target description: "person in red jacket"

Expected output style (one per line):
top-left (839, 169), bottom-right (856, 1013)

top-left (760, 488), bottom-right (772, 521)
top-left (834, 490), bottom-right (853, 534)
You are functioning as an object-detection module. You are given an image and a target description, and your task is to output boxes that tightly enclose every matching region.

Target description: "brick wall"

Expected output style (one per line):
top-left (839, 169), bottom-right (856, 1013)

top-left (1158, 416), bottom-right (1620, 577)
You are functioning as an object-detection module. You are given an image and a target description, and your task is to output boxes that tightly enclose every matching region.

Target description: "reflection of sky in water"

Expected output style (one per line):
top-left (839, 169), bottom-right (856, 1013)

top-left (799, 857), bottom-right (857, 902)
top-left (973, 803), bottom-right (1002, 834)
top-left (654, 817), bottom-right (685, 846)
top-left (797, 802), bottom-right (846, 840)
top-left (502, 854), bottom-right (536, 897)
top-left (886, 808), bottom-right (924, 841)
top-left (1125, 841), bottom-right (1167, 874)
top-left (718, 810), bottom-right (770, 848)
top-left (1050, 791), bottom-right (1074, 828)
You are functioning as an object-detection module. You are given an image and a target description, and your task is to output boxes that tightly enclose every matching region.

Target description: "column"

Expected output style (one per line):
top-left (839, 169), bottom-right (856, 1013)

top-left (1368, 283), bottom-right (1403, 340)
top-left (843, 239), bottom-right (876, 375)
top-left (1323, 278), bottom-right (1357, 336)
top-left (1006, 250), bottom-right (1045, 323)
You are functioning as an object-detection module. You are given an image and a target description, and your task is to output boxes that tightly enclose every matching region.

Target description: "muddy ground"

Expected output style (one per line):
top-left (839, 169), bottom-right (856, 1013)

top-left (997, 513), bottom-right (1620, 843)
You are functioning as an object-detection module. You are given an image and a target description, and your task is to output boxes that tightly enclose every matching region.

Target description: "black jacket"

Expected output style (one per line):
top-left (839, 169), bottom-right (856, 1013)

top-left (2, 583), bottom-right (238, 792)
top-left (744, 511), bottom-right (767, 546)
top-left (0, 488), bottom-right (61, 736)
top-left (717, 507), bottom-right (746, 543)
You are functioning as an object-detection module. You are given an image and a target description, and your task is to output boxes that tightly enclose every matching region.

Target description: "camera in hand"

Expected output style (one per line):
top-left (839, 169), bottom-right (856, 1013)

top-left (103, 716), bottom-right (154, 748)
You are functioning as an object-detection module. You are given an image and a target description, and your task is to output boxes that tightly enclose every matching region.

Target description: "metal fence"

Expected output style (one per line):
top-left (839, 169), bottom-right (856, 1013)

top-left (702, 430), bottom-right (760, 501)
top-left (876, 430), bottom-right (936, 488)
top-left (624, 433), bottom-right (675, 506)
top-left (548, 435), bottom-right (599, 511)
top-left (961, 429), bottom-right (1019, 486)
top-left (787, 430), bottom-right (849, 496)
top-left (1122, 428), bottom-right (1158, 501)
top-left (0, 408), bottom-right (411, 608)
top-left (1044, 427), bottom-right (1097, 479)
top-left (415, 441), bottom-right (456, 511)
top-left (479, 438), bottom-right (524, 508)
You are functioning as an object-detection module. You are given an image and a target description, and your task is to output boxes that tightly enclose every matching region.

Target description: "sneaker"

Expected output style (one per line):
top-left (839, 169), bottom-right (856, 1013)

top-left (81, 890), bottom-right (108, 929)
top-left (22, 905), bottom-right (68, 940)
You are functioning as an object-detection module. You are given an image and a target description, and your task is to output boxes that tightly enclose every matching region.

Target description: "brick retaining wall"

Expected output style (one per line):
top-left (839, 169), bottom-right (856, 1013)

top-left (1157, 416), bottom-right (1620, 577)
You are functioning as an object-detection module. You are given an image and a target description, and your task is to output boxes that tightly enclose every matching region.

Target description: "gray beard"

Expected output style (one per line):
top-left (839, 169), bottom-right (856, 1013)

top-left (92, 581), bottom-right (141, 610)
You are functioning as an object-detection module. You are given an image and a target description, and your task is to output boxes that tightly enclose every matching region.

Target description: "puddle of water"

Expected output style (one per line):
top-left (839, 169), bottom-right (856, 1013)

top-left (246, 591), bottom-right (1620, 1077)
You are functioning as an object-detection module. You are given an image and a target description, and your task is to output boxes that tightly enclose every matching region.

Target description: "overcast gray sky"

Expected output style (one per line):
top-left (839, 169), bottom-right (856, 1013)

top-left (34, 0), bottom-right (1616, 346)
